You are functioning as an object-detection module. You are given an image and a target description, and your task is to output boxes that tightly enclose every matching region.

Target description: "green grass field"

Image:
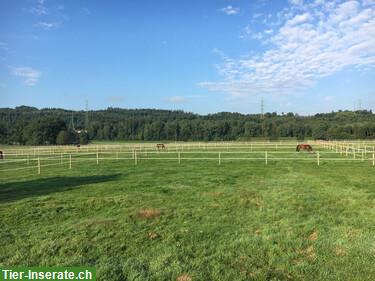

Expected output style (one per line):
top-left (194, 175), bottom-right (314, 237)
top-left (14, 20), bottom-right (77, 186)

top-left (0, 145), bottom-right (374, 280)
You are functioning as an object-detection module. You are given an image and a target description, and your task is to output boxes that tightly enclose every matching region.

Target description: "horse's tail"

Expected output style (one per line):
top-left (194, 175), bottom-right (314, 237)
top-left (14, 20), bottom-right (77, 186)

top-left (296, 145), bottom-right (300, 152)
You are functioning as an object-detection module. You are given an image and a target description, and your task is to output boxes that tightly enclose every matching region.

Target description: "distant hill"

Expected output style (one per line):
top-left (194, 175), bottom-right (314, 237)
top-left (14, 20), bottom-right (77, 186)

top-left (0, 106), bottom-right (374, 145)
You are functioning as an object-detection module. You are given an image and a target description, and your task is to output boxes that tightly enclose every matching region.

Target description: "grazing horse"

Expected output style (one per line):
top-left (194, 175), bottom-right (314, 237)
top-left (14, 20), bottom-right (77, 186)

top-left (156, 143), bottom-right (166, 150)
top-left (296, 144), bottom-right (313, 152)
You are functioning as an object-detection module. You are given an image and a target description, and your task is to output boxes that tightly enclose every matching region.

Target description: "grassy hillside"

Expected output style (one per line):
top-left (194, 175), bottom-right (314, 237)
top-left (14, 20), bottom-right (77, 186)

top-left (0, 150), bottom-right (374, 280)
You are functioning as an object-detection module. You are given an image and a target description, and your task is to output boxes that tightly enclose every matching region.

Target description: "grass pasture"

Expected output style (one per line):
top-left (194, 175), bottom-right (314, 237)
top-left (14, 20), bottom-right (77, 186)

top-left (0, 142), bottom-right (374, 280)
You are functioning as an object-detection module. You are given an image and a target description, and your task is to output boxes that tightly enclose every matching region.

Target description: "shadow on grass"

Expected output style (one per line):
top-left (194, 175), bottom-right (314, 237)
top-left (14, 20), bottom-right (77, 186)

top-left (0, 174), bottom-right (121, 204)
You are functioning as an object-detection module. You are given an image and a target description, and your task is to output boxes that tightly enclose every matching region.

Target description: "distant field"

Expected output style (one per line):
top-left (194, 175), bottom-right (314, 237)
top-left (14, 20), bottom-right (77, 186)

top-left (0, 142), bottom-right (374, 280)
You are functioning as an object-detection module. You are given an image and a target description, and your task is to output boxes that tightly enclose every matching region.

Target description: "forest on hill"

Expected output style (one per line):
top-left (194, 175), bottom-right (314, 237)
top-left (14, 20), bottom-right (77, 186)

top-left (0, 106), bottom-right (374, 145)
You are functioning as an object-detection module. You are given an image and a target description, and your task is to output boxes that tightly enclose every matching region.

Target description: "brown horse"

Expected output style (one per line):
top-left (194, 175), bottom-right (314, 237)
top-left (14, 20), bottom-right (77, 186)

top-left (156, 143), bottom-right (166, 150)
top-left (296, 144), bottom-right (313, 152)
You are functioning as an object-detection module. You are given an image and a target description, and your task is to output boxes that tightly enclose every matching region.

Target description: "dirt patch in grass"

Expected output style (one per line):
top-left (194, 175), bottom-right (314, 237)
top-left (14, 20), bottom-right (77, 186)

top-left (308, 230), bottom-right (318, 241)
top-left (345, 228), bottom-right (361, 238)
top-left (177, 274), bottom-right (192, 281)
top-left (335, 246), bottom-right (346, 256)
top-left (298, 245), bottom-right (316, 261)
top-left (137, 209), bottom-right (162, 219)
top-left (148, 232), bottom-right (158, 240)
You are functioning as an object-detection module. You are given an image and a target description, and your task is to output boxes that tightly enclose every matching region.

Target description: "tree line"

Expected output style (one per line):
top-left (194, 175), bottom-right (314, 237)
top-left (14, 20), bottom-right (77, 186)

top-left (0, 106), bottom-right (374, 145)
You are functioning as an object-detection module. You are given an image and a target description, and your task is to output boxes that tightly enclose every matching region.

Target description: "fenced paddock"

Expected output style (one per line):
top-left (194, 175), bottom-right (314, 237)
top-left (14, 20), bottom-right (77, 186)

top-left (1, 141), bottom-right (375, 281)
top-left (1, 140), bottom-right (374, 176)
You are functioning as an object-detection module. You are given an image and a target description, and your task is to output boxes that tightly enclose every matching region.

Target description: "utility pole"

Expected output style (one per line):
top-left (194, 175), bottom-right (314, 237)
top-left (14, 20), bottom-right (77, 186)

top-left (70, 112), bottom-right (75, 130)
top-left (85, 100), bottom-right (89, 131)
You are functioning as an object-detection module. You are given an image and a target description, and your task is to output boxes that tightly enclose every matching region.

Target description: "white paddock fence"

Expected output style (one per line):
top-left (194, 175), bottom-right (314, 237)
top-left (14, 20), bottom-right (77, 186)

top-left (1, 141), bottom-right (374, 175)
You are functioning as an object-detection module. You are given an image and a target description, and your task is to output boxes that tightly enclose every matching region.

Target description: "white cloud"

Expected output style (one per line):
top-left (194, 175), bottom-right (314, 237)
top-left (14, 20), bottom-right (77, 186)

top-left (166, 96), bottom-right (188, 103)
top-left (201, 0), bottom-right (375, 98)
top-left (12, 67), bottom-right (41, 86)
top-left (220, 5), bottom-right (240, 15)
top-left (30, 0), bottom-right (48, 15)
top-left (36, 21), bottom-right (60, 30)
top-left (286, 13), bottom-right (311, 25)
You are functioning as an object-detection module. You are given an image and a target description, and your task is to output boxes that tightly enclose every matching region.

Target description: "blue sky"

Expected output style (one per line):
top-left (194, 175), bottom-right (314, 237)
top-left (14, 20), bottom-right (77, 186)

top-left (1, 0), bottom-right (374, 115)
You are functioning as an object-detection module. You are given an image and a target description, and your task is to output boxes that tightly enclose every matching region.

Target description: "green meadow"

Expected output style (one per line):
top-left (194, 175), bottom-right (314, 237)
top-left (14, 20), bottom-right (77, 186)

top-left (0, 149), bottom-right (374, 281)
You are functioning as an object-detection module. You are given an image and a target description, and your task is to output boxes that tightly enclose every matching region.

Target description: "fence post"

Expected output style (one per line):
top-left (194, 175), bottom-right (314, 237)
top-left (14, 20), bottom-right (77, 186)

top-left (219, 152), bottom-right (221, 165)
top-left (27, 154), bottom-right (30, 165)
top-left (178, 152), bottom-right (181, 164)
top-left (361, 150), bottom-right (364, 162)
top-left (37, 157), bottom-right (41, 174)
top-left (317, 151), bottom-right (320, 166)
top-left (69, 154), bottom-right (72, 169)
top-left (61, 153), bottom-right (63, 164)
top-left (265, 151), bottom-right (268, 166)
top-left (135, 151), bottom-right (137, 165)
top-left (373, 152), bottom-right (375, 166)
top-left (116, 151), bottom-right (119, 160)
top-left (96, 151), bottom-right (99, 165)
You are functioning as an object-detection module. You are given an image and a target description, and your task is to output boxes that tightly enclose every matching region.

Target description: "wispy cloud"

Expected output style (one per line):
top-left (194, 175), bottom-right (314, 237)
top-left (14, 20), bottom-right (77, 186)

top-left (202, 0), bottom-right (375, 98)
top-left (36, 21), bottom-right (60, 30)
top-left (106, 96), bottom-right (125, 103)
top-left (28, 0), bottom-right (66, 30)
top-left (0, 42), bottom-right (8, 51)
top-left (12, 67), bottom-right (41, 86)
top-left (29, 0), bottom-right (48, 15)
top-left (165, 96), bottom-right (188, 103)
top-left (219, 5), bottom-right (240, 15)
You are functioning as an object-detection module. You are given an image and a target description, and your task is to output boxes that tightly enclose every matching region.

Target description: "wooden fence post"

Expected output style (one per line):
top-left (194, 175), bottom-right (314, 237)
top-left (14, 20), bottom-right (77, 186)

top-left (219, 152), bottom-right (221, 165)
top-left (265, 151), bottom-right (268, 166)
top-left (134, 151), bottom-right (137, 165)
top-left (37, 157), bottom-right (41, 174)
top-left (69, 154), bottom-right (72, 169)
top-left (27, 154), bottom-right (30, 165)
top-left (361, 150), bottom-right (364, 162)
top-left (317, 151), bottom-right (320, 166)
top-left (96, 151), bottom-right (99, 165)
top-left (178, 152), bottom-right (181, 164)
top-left (61, 153), bottom-right (63, 164)
top-left (373, 152), bottom-right (375, 166)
